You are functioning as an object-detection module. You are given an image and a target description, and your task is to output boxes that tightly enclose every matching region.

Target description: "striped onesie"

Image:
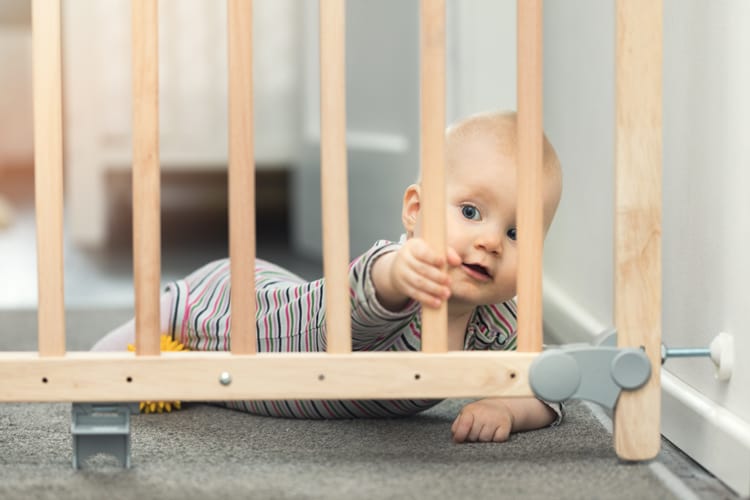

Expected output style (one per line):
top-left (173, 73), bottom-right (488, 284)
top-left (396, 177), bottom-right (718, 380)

top-left (165, 239), bottom-right (530, 419)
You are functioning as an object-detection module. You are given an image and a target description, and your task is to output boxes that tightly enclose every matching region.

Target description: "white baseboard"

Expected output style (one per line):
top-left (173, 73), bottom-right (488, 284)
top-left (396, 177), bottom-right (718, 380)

top-left (543, 278), bottom-right (750, 497)
top-left (661, 373), bottom-right (750, 496)
top-left (542, 278), bottom-right (609, 344)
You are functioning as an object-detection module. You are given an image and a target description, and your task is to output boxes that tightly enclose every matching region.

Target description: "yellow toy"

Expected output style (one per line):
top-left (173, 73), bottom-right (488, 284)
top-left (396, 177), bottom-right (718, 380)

top-left (127, 335), bottom-right (188, 413)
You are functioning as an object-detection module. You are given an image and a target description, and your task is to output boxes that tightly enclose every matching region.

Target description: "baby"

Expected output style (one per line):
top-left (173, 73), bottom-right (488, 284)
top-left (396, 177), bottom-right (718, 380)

top-left (94, 110), bottom-right (563, 443)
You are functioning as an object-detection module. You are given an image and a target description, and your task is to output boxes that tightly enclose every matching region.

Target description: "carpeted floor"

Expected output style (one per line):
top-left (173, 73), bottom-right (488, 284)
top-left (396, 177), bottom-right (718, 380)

top-left (2, 394), bottom-right (743, 500)
top-left (0, 399), bottom-right (689, 500)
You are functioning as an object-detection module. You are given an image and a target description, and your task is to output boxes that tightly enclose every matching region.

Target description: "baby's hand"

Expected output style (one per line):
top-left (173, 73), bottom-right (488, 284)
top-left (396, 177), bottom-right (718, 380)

top-left (389, 238), bottom-right (461, 308)
top-left (451, 399), bottom-right (515, 443)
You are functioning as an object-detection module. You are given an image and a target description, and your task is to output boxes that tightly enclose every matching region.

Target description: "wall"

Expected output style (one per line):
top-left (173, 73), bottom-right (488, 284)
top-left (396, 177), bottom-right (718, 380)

top-left (0, 1), bottom-right (32, 168)
top-left (542, 0), bottom-right (750, 495)
top-left (291, 0), bottom-right (517, 258)
top-left (447, 1), bottom-right (516, 122)
top-left (292, 0), bottom-right (420, 258)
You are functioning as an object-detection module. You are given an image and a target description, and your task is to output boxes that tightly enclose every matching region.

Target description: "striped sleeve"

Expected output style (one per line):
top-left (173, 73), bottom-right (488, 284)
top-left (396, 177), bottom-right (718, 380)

top-left (348, 240), bottom-right (421, 351)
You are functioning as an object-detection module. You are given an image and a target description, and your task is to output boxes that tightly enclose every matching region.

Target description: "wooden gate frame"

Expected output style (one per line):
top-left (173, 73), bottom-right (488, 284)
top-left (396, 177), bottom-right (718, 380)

top-left (0, 0), bottom-right (662, 461)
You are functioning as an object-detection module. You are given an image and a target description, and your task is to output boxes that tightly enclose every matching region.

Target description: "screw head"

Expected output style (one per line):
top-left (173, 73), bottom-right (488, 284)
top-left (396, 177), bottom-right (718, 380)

top-left (611, 350), bottom-right (651, 390)
top-left (529, 351), bottom-right (581, 402)
top-left (219, 372), bottom-right (232, 386)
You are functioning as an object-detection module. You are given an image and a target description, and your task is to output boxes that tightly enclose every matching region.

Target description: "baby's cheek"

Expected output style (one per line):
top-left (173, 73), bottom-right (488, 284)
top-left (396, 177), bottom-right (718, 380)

top-left (498, 269), bottom-right (517, 295)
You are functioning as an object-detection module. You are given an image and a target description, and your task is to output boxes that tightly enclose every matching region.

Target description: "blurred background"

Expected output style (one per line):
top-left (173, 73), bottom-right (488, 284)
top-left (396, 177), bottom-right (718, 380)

top-left (0, 0), bottom-right (516, 310)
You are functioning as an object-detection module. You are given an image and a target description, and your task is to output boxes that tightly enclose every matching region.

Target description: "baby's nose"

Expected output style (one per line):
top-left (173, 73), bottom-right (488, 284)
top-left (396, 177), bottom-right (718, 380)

top-left (476, 232), bottom-right (502, 253)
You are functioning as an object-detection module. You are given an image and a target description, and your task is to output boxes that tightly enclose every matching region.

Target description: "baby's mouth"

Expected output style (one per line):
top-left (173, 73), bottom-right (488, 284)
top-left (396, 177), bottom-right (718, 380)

top-left (462, 263), bottom-right (492, 280)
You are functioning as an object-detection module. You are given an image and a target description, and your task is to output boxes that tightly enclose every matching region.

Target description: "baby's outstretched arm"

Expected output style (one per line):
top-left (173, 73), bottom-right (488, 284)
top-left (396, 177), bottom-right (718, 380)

top-left (451, 397), bottom-right (557, 443)
top-left (371, 238), bottom-right (461, 311)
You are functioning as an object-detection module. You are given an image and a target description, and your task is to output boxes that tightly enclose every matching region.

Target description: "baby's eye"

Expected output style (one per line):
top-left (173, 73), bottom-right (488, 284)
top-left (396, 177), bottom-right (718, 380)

top-left (507, 228), bottom-right (517, 241)
top-left (461, 205), bottom-right (481, 221)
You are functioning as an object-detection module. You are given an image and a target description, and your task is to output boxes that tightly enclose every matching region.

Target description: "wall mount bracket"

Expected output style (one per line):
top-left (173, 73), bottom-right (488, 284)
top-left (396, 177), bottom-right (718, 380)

top-left (528, 341), bottom-right (652, 410)
top-left (531, 326), bottom-right (736, 410)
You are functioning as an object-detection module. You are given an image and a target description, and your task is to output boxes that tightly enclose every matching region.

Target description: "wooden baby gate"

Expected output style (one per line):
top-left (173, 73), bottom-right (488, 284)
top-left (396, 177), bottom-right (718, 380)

top-left (1, 0), bottom-right (662, 462)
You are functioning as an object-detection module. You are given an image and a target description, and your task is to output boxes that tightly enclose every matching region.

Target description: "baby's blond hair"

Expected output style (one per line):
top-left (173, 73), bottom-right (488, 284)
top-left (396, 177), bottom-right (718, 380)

top-left (445, 110), bottom-right (561, 175)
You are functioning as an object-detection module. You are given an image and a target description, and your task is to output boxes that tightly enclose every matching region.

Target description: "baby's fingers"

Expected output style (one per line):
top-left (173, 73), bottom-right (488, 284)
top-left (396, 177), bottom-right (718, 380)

top-left (446, 247), bottom-right (461, 267)
top-left (451, 413), bottom-right (474, 443)
top-left (401, 268), bottom-right (450, 308)
top-left (407, 239), bottom-right (446, 268)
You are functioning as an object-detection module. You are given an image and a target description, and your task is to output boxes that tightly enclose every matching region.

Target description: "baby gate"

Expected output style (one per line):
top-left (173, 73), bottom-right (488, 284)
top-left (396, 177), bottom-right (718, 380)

top-left (0, 0), bottom-right (662, 465)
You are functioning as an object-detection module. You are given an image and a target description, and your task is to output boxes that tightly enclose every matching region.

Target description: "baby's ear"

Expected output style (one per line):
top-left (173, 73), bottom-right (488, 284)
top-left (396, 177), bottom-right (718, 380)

top-left (401, 184), bottom-right (421, 234)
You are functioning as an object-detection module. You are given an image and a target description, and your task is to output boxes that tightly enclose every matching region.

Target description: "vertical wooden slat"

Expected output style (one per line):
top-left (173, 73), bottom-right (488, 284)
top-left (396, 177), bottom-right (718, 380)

top-left (517, 0), bottom-right (544, 352)
top-left (516, 0), bottom-right (544, 353)
top-left (319, 0), bottom-right (351, 354)
top-left (614, 0), bottom-right (662, 461)
top-left (228, 0), bottom-right (257, 354)
top-left (32, 0), bottom-right (65, 357)
top-left (132, 0), bottom-right (161, 356)
top-left (419, 0), bottom-right (448, 353)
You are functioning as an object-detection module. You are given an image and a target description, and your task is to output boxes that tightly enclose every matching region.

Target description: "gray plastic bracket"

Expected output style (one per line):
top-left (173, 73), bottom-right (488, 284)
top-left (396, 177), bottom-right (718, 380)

top-left (528, 342), bottom-right (651, 411)
top-left (71, 402), bottom-right (139, 469)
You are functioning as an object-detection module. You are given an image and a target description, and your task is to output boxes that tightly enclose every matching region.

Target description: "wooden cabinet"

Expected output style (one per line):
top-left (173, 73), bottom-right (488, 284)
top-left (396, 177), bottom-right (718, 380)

top-left (63, 0), bottom-right (301, 247)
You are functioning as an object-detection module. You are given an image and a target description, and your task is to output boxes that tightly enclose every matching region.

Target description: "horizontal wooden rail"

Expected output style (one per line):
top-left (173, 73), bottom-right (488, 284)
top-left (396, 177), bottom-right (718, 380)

top-left (0, 352), bottom-right (536, 402)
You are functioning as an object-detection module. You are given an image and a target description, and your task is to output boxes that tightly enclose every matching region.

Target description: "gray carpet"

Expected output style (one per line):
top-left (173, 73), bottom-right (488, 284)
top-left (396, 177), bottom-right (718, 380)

top-left (0, 399), bottom-right (691, 500)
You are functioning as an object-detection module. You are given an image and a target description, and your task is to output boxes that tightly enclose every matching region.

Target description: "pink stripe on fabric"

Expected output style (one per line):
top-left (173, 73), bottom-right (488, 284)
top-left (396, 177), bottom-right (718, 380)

top-left (491, 304), bottom-right (514, 332)
top-left (294, 400), bottom-right (305, 417)
top-left (223, 313), bottom-right (231, 351)
top-left (388, 398), bottom-right (408, 412)
top-left (284, 304), bottom-right (292, 353)
top-left (180, 284), bottom-right (191, 343)
top-left (320, 400), bottom-right (337, 418)
top-left (305, 291), bottom-right (311, 351)
top-left (349, 400), bottom-right (368, 415)
top-left (270, 400), bottom-right (284, 416)
top-left (200, 280), bottom-right (229, 347)
top-left (264, 290), bottom-right (273, 352)
top-left (410, 322), bottom-right (421, 339)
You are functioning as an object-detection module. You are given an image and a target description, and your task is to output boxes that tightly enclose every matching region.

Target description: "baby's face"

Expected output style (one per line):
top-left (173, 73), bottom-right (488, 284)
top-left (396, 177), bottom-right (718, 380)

top-left (440, 136), bottom-right (560, 307)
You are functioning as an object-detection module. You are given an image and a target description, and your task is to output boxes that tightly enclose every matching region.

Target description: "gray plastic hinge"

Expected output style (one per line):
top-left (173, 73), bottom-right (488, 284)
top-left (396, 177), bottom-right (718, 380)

top-left (528, 345), bottom-right (651, 410)
top-left (71, 402), bottom-right (139, 469)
